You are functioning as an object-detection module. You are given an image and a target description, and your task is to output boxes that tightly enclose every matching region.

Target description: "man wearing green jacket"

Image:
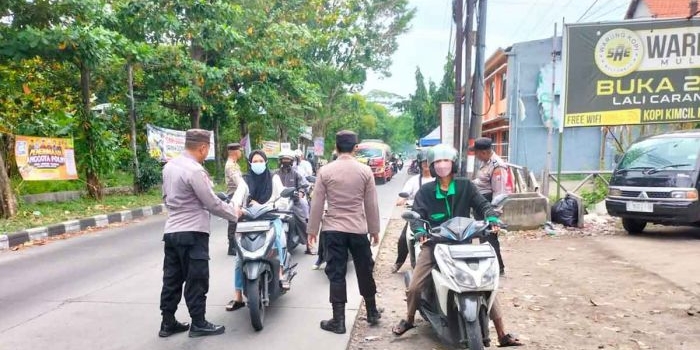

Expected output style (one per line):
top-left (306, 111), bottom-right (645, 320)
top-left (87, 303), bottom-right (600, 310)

top-left (391, 143), bottom-right (522, 347)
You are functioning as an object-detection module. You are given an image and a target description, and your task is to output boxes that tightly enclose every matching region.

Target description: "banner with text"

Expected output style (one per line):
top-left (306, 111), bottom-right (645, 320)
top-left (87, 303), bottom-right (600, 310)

top-left (563, 19), bottom-right (700, 127)
top-left (147, 124), bottom-right (215, 162)
top-left (262, 141), bottom-right (281, 158)
top-left (14, 136), bottom-right (78, 181)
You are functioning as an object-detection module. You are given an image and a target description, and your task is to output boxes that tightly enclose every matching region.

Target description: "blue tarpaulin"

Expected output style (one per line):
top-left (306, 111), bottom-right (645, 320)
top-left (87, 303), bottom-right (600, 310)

top-left (419, 126), bottom-right (440, 147)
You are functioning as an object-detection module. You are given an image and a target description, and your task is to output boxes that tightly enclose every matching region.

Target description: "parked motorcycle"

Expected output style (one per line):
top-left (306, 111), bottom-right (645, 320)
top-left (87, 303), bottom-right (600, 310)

top-left (233, 189), bottom-right (299, 331)
top-left (401, 195), bottom-right (509, 349)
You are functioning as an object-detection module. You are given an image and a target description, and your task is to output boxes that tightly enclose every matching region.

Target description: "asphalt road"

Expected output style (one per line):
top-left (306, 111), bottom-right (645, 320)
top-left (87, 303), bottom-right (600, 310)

top-left (0, 169), bottom-right (409, 350)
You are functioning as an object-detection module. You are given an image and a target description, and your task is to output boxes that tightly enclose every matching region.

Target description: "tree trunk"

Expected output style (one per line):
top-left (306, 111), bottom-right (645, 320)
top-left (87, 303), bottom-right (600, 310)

top-left (213, 114), bottom-right (221, 178)
top-left (0, 149), bottom-right (17, 219)
top-left (127, 63), bottom-right (141, 193)
top-left (189, 42), bottom-right (205, 129)
top-left (80, 64), bottom-right (102, 200)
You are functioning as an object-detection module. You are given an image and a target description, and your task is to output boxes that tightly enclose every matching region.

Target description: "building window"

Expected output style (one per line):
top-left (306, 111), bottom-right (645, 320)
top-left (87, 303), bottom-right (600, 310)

top-left (501, 130), bottom-right (509, 161)
top-left (501, 73), bottom-right (507, 100)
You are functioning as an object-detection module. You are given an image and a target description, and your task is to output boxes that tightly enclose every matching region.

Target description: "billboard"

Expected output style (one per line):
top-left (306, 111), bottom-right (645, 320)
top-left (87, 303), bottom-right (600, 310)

top-left (563, 19), bottom-right (700, 127)
top-left (262, 141), bottom-right (281, 158)
top-left (14, 136), bottom-right (78, 181)
top-left (147, 124), bottom-right (215, 162)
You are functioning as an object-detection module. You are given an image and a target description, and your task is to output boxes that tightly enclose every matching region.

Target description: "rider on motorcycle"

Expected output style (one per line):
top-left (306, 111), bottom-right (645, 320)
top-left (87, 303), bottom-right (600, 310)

top-left (226, 150), bottom-right (291, 312)
top-left (391, 144), bottom-right (522, 347)
top-left (276, 149), bottom-right (312, 254)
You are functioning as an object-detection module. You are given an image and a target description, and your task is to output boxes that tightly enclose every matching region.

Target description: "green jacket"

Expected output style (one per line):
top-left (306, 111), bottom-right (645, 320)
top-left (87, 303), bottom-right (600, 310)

top-left (410, 178), bottom-right (497, 236)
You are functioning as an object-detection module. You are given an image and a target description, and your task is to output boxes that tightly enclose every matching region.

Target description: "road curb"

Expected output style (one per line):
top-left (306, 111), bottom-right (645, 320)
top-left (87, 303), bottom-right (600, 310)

top-left (0, 204), bottom-right (166, 251)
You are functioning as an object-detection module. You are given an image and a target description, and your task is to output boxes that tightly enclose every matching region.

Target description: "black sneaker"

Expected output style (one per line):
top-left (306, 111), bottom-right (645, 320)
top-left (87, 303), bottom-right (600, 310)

top-left (158, 320), bottom-right (190, 337)
top-left (188, 321), bottom-right (225, 337)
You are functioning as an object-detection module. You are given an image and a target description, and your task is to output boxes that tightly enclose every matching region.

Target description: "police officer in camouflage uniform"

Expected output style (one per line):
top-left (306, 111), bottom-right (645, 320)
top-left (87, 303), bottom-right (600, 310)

top-left (159, 129), bottom-right (241, 338)
top-left (470, 137), bottom-right (510, 276)
top-left (225, 142), bottom-right (243, 255)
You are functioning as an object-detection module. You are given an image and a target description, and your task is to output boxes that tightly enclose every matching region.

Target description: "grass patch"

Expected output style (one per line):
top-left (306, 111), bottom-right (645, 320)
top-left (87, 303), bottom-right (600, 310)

top-left (1, 189), bottom-right (163, 233)
top-left (10, 171), bottom-right (137, 195)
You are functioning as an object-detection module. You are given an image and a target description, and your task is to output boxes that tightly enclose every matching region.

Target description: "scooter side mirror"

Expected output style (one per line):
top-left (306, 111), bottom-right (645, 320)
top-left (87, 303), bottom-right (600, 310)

top-left (280, 187), bottom-right (295, 198)
top-left (216, 192), bottom-right (230, 202)
top-left (401, 211), bottom-right (421, 221)
top-left (399, 192), bottom-right (410, 199)
top-left (491, 194), bottom-right (509, 207)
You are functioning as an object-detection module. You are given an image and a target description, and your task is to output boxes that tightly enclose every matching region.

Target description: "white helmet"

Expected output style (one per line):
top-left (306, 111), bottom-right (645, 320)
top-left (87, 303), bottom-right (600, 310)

top-left (279, 149), bottom-right (295, 160)
top-left (295, 149), bottom-right (303, 158)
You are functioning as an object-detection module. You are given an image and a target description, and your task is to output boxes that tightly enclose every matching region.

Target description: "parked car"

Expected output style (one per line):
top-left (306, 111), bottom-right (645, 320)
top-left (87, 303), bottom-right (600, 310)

top-left (355, 140), bottom-right (394, 184)
top-left (606, 130), bottom-right (700, 234)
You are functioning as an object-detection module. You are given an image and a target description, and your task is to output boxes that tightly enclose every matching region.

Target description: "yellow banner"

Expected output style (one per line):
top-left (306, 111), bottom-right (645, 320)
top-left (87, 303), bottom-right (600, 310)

top-left (14, 136), bottom-right (78, 181)
top-left (564, 109), bottom-right (641, 127)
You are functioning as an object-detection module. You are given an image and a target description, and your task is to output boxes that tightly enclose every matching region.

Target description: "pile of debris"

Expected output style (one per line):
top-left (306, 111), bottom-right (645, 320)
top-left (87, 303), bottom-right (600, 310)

top-left (504, 212), bottom-right (621, 240)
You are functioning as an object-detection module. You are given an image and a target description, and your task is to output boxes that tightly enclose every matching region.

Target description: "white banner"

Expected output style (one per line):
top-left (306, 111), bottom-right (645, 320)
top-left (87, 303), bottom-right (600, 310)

top-left (147, 124), bottom-right (215, 162)
top-left (440, 103), bottom-right (455, 146)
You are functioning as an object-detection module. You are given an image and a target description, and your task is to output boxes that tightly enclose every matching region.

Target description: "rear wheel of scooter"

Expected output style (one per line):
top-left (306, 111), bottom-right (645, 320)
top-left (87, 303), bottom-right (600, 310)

top-left (465, 319), bottom-right (484, 350)
top-left (247, 278), bottom-right (265, 331)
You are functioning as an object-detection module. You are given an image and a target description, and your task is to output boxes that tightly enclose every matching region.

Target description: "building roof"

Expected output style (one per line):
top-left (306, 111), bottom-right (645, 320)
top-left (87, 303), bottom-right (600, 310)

top-left (625, 0), bottom-right (692, 19)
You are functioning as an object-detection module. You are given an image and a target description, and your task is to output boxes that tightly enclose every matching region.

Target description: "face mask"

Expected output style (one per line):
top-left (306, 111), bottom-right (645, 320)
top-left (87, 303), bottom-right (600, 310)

top-left (281, 161), bottom-right (292, 168)
top-left (434, 162), bottom-right (453, 178)
top-left (251, 162), bottom-right (267, 175)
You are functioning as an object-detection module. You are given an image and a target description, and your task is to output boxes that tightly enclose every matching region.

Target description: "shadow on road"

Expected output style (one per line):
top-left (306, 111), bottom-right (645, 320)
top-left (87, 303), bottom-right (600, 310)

top-left (632, 225), bottom-right (700, 240)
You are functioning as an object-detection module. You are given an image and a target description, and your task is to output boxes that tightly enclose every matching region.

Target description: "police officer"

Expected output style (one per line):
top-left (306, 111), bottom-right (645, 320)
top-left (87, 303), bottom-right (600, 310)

top-left (225, 142), bottom-right (243, 255)
top-left (470, 137), bottom-right (510, 275)
top-left (159, 129), bottom-right (240, 338)
top-left (307, 130), bottom-right (381, 334)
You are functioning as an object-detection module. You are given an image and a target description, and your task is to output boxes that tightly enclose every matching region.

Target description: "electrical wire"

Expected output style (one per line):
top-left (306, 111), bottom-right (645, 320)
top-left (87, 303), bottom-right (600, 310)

top-left (577, 0), bottom-right (600, 22)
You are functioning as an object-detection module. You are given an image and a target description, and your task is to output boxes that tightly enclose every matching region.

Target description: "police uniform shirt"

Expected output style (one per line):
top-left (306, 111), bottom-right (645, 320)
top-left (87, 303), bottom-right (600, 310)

top-left (473, 153), bottom-right (509, 197)
top-left (224, 159), bottom-right (242, 196)
top-left (163, 152), bottom-right (238, 233)
top-left (308, 154), bottom-right (380, 235)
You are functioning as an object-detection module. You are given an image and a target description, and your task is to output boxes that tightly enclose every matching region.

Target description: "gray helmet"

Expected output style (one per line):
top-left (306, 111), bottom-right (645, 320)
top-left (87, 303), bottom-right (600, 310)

top-left (427, 144), bottom-right (458, 165)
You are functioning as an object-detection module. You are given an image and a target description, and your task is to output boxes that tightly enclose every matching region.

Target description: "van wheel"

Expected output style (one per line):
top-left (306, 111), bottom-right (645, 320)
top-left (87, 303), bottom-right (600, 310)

top-left (622, 218), bottom-right (646, 234)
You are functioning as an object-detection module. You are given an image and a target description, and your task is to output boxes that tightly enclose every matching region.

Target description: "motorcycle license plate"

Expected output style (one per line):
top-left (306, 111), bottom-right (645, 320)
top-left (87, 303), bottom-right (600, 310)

top-left (626, 201), bottom-right (653, 213)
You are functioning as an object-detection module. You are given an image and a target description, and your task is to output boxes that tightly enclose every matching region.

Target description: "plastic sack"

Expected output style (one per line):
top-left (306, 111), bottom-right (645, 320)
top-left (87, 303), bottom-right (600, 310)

top-left (551, 195), bottom-right (579, 227)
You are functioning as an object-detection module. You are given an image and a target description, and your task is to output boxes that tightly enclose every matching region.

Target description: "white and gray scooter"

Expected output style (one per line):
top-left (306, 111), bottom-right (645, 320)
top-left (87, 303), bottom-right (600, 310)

top-left (227, 188), bottom-right (299, 332)
top-left (401, 195), bottom-right (508, 350)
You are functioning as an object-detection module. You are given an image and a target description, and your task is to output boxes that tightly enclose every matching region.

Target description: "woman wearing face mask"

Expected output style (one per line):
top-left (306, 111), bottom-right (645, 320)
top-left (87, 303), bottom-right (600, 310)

top-left (226, 150), bottom-right (289, 312)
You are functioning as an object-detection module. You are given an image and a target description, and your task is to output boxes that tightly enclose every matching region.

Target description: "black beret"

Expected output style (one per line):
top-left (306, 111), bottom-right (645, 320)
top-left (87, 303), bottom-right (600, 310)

top-left (227, 142), bottom-right (241, 151)
top-left (185, 129), bottom-right (211, 144)
top-left (469, 137), bottom-right (493, 151)
top-left (335, 130), bottom-right (358, 145)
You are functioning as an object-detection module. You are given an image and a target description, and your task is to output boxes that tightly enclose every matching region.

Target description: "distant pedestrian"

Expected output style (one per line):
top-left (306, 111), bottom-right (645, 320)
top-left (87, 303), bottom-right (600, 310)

top-left (224, 142), bottom-right (243, 256)
top-left (307, 130), bottom-right (381, 334)
top-left (159, 129), bottom-right (241, 338)
top-left (470, 137), bottom-right (511, 276)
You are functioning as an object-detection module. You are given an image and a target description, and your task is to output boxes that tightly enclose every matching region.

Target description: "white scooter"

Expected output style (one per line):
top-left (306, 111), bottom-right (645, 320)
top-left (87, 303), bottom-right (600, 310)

top-left (401, 195), bottom-right (508, 350)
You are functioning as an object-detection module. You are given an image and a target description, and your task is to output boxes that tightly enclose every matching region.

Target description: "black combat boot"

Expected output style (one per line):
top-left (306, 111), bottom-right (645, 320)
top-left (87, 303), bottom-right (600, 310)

top-left (158, 313), bottom-right (190, 337)
top-left (320, 303), bottom-right (346, 334)
top-left (365, 297), bottom-right (381, 326)
top-left (188, 316), bottom-right (225, 337)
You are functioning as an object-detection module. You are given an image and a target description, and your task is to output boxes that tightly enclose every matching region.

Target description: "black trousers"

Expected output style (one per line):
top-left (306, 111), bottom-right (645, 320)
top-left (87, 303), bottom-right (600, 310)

top-left (474, 192), bottom-right (505, 272)
top-left (323, 231), bottom-right (377, 304)
top-left (227, 221), bottom-right (237, 251)
top-left (394, 223), bottom-right (409, 266)
top-left (160, 231), bottom-right (210, 320)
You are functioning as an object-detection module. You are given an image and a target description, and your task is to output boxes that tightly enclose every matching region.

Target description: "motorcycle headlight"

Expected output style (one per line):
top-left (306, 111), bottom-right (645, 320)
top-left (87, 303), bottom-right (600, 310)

top-left (434, 246), bottom-right (476, 289)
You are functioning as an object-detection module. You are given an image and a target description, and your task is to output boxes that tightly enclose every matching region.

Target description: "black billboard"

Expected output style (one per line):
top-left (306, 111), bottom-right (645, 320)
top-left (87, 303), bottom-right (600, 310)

top-left (563, 19), bottom-right (700, 127)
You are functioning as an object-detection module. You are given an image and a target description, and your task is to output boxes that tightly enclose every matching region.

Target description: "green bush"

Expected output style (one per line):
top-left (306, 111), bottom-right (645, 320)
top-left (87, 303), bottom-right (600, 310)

top-left (580, 177), bottom-right (608, 208)
top-left (135, 154), bottom-right (163, 193)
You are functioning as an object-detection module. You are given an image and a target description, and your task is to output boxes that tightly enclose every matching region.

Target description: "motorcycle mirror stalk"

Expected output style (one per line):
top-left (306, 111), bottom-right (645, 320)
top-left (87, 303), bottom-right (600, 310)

top-left (398, 192), bottom-right (410, 199)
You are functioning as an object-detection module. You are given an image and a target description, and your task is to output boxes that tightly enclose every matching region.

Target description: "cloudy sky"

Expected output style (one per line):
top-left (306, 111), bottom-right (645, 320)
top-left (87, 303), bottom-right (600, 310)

top-left (363, 0), bottom-right (633, 97)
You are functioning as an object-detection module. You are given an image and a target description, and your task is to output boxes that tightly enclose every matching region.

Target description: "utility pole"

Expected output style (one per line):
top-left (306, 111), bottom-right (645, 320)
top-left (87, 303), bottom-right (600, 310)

top-left (460, 0), bottom-right (475, 176)
top-left (453, 0), bottom-right (463, 154)
top-left (543, 23), bottom-right (557, 198)
top-left (468, 0), bottom-right (487, 177)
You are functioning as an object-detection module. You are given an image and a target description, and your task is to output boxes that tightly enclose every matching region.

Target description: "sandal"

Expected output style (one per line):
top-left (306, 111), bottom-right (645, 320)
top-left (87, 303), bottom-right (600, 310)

top-left (392, 319), bottom-right (415, 336)
top-left (498, 333), bottom-right (523, 347)
top-left (225, 300), bottom-right (245, 311)
top-left (281, 280), bottom-right (291, 290)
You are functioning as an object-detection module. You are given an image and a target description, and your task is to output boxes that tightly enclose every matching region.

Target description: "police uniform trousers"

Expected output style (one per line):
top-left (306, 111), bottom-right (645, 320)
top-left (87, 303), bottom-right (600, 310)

top-left (474, 192), bottom-right (505, 273)
top-left (160, 231), bottom-right (210, 320)
top-left (323, 231), bottom-right (377, 303)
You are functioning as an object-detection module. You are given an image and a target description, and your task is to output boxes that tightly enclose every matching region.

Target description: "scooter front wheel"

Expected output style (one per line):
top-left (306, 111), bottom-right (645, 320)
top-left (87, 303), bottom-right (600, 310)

top-left (246, 278), bottom-right (265, 331)
top-left (464, 319), bottom-right (484, 350)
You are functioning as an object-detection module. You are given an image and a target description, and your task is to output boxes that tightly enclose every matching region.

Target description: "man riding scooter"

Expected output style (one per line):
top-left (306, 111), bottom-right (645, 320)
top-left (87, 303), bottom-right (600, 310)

top-left (392, 143), bottom-right (522, 347)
